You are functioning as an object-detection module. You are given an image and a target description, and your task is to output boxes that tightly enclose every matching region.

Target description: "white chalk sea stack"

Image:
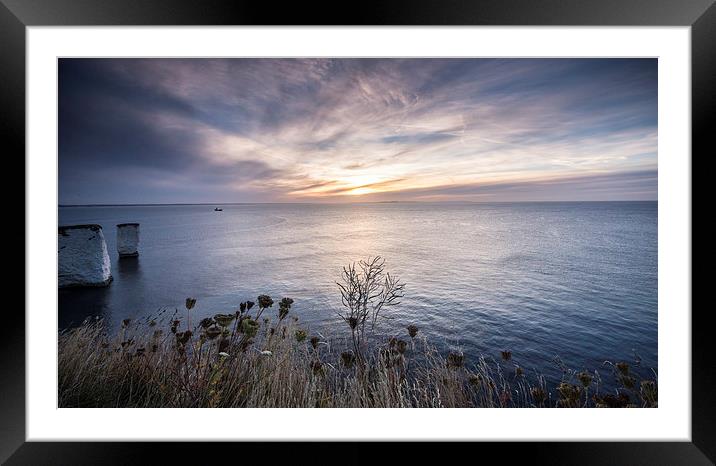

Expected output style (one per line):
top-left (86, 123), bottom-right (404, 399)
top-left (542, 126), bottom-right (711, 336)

top-left (58, 224), bottom-right (113, 287)
top-left (117, 223), bottom-right (140, 257)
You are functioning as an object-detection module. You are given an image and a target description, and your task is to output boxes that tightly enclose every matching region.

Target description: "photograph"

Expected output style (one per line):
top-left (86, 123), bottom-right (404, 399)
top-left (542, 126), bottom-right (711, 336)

top-left (57, 57), bottom-right (658, 409)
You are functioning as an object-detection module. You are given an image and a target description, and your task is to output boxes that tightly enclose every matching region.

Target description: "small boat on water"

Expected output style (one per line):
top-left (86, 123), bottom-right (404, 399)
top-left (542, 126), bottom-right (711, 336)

top-left (214, 207), bottom-right (223, 211)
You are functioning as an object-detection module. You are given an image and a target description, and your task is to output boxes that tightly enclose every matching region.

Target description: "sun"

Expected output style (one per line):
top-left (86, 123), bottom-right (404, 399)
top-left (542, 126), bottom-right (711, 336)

top-left (345, 187), bottom-right (376, 196)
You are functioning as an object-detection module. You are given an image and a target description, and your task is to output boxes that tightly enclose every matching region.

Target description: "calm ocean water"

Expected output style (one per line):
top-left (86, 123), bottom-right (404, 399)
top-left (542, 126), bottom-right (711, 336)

top-left (59, 202), bottom-right (657, 387)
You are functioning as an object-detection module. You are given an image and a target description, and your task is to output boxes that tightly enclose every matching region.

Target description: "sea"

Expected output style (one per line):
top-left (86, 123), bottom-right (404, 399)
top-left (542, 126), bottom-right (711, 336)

top-left (59, 201), bottom-right (658, 389)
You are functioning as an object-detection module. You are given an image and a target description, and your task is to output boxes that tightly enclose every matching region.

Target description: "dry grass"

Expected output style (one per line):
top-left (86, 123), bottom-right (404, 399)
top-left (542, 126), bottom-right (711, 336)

top-left (58, 298), bottom-right (657, 408)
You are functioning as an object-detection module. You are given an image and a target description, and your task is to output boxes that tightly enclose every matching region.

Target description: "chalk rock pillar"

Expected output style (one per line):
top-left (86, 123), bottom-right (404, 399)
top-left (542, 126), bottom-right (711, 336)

top-left (58, 224), bottom-right (113, 287)
top-left (117, 223), bottom-right (140, 257)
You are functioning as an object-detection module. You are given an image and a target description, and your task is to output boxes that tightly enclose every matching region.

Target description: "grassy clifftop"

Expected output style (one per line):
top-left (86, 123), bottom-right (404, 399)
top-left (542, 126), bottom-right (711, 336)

top-left (58, 296), bottom-right (657, 408)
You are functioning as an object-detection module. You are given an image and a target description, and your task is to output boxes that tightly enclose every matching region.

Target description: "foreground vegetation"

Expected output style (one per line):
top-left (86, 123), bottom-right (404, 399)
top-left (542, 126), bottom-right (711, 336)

top-left (58, 258), bottom-right (657, 408)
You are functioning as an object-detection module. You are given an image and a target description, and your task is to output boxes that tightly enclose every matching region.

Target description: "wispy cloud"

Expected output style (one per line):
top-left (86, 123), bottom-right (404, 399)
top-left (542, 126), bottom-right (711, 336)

top-left (59, 58), bottom-right (657, 204)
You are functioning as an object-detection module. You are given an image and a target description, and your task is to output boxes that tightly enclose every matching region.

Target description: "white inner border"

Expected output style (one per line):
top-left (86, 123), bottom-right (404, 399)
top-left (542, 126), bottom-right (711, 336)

top-left (27, 26), bottom-right (691, 441)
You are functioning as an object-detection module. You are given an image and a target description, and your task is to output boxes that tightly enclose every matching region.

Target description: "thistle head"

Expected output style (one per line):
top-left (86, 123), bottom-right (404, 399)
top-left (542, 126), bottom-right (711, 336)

top-left (185, 298), bottom-right (197, 310)
top-left (500, 350), bottom-right (512, 362)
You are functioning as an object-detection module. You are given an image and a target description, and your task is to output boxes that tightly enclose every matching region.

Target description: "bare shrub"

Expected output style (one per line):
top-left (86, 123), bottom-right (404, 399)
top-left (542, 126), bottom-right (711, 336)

top-left (336, 256), bottom-right (405, 362)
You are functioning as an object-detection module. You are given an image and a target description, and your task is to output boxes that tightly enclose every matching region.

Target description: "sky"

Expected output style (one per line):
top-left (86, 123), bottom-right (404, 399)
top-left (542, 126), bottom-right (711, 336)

top-left (58, 58), bottom-right (657, 204)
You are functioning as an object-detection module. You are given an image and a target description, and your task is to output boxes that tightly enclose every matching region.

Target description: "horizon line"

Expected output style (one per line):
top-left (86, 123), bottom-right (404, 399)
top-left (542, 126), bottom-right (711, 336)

top-left (59, 199), bottom-right (658, 207)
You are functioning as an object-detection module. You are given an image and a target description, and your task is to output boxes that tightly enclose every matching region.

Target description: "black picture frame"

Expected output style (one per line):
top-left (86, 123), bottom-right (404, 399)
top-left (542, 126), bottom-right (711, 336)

top-left (3, 0), bottom-right (713, 464)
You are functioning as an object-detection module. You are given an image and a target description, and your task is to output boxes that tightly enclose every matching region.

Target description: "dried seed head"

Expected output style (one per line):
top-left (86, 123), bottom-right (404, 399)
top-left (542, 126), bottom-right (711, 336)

top-left (175, 330), bottom-right (192, 345)
top-left (620, 375), bottom-right (636, 389)
top-left (577, 371), bottom-right (593, 388)
top-left (199, 317), bottom-right (214, 329)
top-left (213, 313), bottom-right (235, 328)
top-left (557, 383), bottom-right (582, 402)
top-left (205, 326), bottom-right (221, 340)
top-left (396, 339), bottom-right (408, 354)
top-left (341, 351), bottom-right (355, 368)
top-left (295, 329), bottom-right (307, 343)
top-left (311, 361), bottom-right (324, 375)
top-left (407, 325), bottom-right (419, 338)
top-left (241, 319), bottom-right (259, 338)
top-left (278, 298), bottom-right (292, 319)
top-left (616, 362), bottom-right (630, 375)
top-left (280, 297), bottom-right (294, 307)
top-left (446, 352), bottom-right (464, 369)
top-left (530, 387), bottom-right (547, 404)
top-left (185, 298), bottom-right (197, 310)
top-left (257, 295), bottom-right (274, 309)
